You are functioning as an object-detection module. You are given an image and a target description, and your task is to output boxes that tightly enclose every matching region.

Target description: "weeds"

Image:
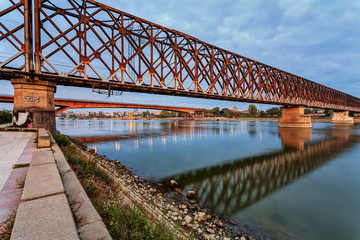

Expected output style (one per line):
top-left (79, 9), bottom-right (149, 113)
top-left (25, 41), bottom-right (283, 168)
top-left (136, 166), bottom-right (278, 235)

top-left (15, 177), bottom-right (25, 189)
top-left (0, 212), bottom-right (15, 240)
top-left (104, 200), bottom-right (176, 240)
top-left (13, 164), bottom-right (29, 169)
top-left (53, 134), bottom-right (71, 147)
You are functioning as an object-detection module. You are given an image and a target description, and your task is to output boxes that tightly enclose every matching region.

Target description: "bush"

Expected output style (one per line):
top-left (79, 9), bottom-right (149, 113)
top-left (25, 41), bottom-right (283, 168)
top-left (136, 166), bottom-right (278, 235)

top-left (53, 134), bottom-right (71, 147)
top-left (0, 110), bottom-right (12, 124)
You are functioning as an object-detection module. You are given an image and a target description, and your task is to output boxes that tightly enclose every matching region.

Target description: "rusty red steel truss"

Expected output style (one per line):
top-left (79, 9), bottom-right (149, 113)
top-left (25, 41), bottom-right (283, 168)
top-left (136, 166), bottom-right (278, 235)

top-left (0, 0), bottom-right (359, 112)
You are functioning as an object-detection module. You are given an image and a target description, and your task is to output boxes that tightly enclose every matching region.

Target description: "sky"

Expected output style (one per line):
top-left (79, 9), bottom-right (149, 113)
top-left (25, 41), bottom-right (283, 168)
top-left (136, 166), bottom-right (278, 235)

top-left (0, 0), bottom-right (359, 112)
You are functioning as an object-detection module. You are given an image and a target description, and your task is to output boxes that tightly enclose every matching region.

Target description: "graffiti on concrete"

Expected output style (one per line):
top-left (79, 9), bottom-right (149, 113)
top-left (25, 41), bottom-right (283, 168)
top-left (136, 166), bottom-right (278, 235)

top-left (48, 97), bottom-right (54, 107)
top-left (12, 110), bottom-right (33, 127)
top-left (24, 96), bottom-right (40, 103)
top-left (35, 113), bottom-right (50, 125)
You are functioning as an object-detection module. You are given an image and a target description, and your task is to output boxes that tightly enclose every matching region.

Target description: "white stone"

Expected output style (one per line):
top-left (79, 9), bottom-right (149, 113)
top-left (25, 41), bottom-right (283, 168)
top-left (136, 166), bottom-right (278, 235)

top-left (187, 190), bottom-right (195, 198)
top-left (184, 215), bottom-right (193, 224)
top-left (199, 212), bottom-right (207, 221)
top-left (170, 179), bottom-right (178, 187)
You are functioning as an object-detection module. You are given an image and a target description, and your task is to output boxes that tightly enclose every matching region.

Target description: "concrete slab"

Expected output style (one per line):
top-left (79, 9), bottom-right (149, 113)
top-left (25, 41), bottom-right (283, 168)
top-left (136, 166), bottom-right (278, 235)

top-left (15, 133), bottom-right (36, 166)
top-left (62, 170), bottom-right (103, 227)
top-left (30, 149), bottom-right (55, 166)
top-left (52, 145), bottom-right (72, 173)
top-left (0, 132), bottom-right (33, 192)
top-left (1, 167), bottom-right (27, 195)
top-left (21, 163), bottom-right (64, 202)
top-left (11, 194), bottom-right (79, 240)
top-left (0, 191), bottom-right (22, 224)
top-left (38, 128), bottom-right (48, 136)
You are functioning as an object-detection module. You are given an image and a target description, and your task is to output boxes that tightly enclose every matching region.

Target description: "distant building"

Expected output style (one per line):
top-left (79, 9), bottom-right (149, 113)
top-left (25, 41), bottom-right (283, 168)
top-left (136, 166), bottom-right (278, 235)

top-left (240, 110), bottom-right (249, 115)
top-left (231, 106), bottom-right (240, 112)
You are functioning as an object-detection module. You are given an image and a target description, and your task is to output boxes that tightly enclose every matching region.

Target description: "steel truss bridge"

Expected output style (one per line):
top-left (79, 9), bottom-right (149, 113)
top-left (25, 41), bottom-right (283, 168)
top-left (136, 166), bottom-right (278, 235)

top-left (162, 133), bottom-right (360, 214)
top-left (0, 0), bottom-right (359, 111)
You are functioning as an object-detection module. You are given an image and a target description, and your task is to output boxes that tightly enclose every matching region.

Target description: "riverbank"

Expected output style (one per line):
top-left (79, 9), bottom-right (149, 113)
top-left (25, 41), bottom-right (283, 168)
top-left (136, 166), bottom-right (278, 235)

top-left (58, 133), bottom-right (257, 240)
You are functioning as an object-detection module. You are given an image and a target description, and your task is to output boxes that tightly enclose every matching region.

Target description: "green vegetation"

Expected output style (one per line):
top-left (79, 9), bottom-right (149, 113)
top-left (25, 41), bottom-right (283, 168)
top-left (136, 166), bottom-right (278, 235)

top-left (304, 108), bottom-right (313, 114)
top-left (54, 134), bottom-right (178, 240)
top-left (53, 134), bottom-right (71, 147)
top-left (266, 107), bottom-right (281, 117)
top-left (0, 109), bottom-right (12, 124)
top-left (204, 105), bottom-right (282, 118)
top-left (210, 107), bottom-right (220, 117)
top-left (259, 110), bottom-right (267, 118)
top-left (248, 104), bottom-right (258, 117)
top-left (159, 110), bottom-right (178, 118)
top-left (105, 200), bottom-right (175, 239)
top-left (324, 109), bottom-right (332, 117)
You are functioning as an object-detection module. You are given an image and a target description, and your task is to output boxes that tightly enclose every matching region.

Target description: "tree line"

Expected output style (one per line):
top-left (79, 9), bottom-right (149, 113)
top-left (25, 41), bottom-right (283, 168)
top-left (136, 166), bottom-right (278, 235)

top-left (206, 105), bottom-right (281, 118)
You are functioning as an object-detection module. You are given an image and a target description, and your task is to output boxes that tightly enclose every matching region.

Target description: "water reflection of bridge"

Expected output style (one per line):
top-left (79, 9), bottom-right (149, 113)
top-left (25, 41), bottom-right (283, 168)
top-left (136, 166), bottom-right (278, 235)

top-left (162, 130), bottom-right (360, 214)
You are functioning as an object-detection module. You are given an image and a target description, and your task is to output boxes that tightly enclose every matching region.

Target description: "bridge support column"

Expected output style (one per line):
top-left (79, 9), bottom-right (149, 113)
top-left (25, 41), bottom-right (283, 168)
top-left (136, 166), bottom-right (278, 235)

top-left (331, 111), bottom-right (354, 124)
top-left (278, 106), bottom-right (312, 128)
top-left (11, 78), bottom-right (57, 134)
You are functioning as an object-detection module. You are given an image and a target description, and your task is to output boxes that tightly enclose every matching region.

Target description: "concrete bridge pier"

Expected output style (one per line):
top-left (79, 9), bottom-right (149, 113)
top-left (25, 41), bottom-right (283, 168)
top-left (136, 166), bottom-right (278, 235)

top-left (11, 78), bottom-right (57, 134)
top-left (278, 106), bottom-right (312, 128)
top-left (331, 111), bottom-right (354, 124)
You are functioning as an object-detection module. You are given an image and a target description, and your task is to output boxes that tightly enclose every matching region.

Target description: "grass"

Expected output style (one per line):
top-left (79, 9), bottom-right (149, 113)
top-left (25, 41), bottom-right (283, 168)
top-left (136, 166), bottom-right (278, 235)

top-left (53, 134), bottom-right (71, 147)
top-left (105, 200), bottom-right (176, 239)
top-left (54, 134), bottom-right (178, 240)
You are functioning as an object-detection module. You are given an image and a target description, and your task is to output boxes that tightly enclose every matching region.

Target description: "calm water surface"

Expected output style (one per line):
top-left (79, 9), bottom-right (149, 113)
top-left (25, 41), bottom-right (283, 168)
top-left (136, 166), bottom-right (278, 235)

top-left (57, 119), bottom-right (360, 240)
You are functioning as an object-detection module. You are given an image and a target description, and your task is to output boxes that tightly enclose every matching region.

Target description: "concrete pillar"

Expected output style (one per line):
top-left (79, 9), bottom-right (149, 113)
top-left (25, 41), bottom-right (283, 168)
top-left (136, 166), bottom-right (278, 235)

top-left (11, 78), bottom-right (56, 134)
top-left (278, 106), bottom-right (312, 128)
top-left (331, 111), bottom-right (354, 124)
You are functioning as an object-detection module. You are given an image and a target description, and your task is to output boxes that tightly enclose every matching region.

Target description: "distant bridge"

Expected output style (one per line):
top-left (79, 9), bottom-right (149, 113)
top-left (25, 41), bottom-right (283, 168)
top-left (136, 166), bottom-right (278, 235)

top-left (0, 95), bottom-right (205, 119)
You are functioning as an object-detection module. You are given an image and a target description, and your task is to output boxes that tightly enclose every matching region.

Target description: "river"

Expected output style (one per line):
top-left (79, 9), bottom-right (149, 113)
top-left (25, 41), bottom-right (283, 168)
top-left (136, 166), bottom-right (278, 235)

top-left (57, 119), bottom-right (360, 240)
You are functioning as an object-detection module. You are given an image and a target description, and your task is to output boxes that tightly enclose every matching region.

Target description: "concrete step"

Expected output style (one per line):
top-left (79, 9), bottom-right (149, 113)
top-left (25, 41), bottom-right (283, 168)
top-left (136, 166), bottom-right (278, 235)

top-left (38, 128), bottom-right (50, 148)
top-left (11, 140), bottom-right (79, 239)
top-left (30, 149), bottom-right (55, 166)
top-left (51, 136), bottom-right (112, 240)
top-left (11, 194), bottom-right (79, 240)
top-left (21, 159), bottom-right (64, 202)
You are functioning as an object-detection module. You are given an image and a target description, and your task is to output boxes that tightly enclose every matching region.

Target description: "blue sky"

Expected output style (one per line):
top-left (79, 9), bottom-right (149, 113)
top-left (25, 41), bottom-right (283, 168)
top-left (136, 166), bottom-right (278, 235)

top-left (1, 0), bottom-right (359, 111)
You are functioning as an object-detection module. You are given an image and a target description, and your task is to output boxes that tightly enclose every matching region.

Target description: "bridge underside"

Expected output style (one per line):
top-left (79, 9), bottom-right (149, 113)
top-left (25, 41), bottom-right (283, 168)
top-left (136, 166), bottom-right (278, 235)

top-left (0, 93), bottom-right (205, 120)
top-left (2, 69), bottom-right (355, 109)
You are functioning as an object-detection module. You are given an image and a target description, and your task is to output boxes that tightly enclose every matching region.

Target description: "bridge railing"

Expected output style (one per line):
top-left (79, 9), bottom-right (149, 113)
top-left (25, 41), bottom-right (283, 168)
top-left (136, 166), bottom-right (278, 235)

top-left (0, 0), bottom-right (359, 112)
